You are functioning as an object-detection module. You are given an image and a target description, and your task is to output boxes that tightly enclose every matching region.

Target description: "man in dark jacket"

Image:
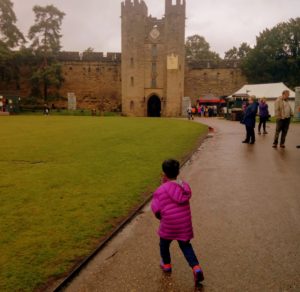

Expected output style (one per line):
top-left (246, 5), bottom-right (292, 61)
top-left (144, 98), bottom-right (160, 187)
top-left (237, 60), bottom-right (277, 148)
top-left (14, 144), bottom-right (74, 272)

top-left (258, 98), bottom-right (269, 134)
top-left (241, 96), bottom-right (258, 144)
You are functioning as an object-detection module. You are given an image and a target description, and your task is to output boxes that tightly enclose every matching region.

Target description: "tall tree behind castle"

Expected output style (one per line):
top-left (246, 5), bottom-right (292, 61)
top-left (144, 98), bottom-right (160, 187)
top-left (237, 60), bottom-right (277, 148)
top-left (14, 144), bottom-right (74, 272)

top-left (185, 35), bottom-right (221, 65)
top-left (28, 5), bottom-right (65, 100)
top-left (224, 43), bottom-right (251, 61)
top-left (241, 18), bottom-right (300, 88)
top-left (0, 0), bottom-right (25, 48)
top-left (0, 0), bottom-right (26, 86)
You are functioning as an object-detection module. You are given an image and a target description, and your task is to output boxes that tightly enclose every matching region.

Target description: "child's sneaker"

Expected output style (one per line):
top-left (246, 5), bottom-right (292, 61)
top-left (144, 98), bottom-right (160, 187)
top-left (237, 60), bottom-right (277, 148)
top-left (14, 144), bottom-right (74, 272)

top-left (160, 261), bottom-right (172, 272)
top-left (193, 265), bottom-right (204, 286)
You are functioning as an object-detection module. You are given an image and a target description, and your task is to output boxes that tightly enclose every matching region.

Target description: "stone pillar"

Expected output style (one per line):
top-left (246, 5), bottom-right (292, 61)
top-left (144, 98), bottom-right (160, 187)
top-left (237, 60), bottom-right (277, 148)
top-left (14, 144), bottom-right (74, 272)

top-left (182, 96), bottom-right (191, 117)
top-left (294, 87), bottom-right (300, 121)
top-left (68, 92), bottom-right (77, 110)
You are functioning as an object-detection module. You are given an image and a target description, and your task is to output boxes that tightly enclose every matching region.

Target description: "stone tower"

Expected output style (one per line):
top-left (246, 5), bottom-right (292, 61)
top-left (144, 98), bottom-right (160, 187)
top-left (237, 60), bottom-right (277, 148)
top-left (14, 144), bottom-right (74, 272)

top-left (121, 0), bottom-right (186, 117)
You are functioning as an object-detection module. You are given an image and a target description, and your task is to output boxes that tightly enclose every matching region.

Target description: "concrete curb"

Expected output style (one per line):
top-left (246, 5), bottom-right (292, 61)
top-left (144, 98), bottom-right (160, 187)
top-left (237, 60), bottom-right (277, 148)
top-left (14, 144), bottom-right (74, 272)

top-left (52, 126), bottom-right (209, 292)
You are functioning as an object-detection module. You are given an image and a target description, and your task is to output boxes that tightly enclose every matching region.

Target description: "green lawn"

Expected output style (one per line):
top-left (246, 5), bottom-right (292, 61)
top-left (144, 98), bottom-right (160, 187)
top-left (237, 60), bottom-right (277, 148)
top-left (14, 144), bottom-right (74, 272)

top-left (0, 116), bottom-right (207, 291)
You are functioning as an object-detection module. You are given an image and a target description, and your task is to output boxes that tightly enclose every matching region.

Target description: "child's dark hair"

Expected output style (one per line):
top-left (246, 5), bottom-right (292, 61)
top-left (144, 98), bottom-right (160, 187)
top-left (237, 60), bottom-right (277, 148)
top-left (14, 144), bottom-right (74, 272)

top-left (162, 159), bottom-right (180, 179)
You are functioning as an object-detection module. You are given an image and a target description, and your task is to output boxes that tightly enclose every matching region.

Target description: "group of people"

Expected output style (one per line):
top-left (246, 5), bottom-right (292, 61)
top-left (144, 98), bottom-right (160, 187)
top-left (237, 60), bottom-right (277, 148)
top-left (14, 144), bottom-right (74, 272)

top-left (187, 105), bottom-right (218, 120)
top-left (150, 92), bottom-right (295, 288)
top-left (0, 97), bottom-right (12, 112)
top-left (241, 90), bottom-right (293, 147)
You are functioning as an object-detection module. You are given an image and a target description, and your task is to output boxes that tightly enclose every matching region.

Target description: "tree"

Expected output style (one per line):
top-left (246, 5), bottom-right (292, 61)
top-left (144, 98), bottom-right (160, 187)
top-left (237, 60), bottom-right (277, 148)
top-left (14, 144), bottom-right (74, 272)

top-left (28, 5), bottom-right (65, 100)
top-left (241, 18), bottom-right (300, 88)
top-left (84, 47), bottom-right (94, 53)
top-left (0, 0), bottom-right (25, 48)
top-left (28, 5), bottom-right (65, 55)
top-left (30, 60), bottom-right (64, 98)
top-left (185, 35), bottom-right (221, 64)
top-left (0, 0), bottom-right (25, 86)
top-left (224, 42), bottom-right (251, 61)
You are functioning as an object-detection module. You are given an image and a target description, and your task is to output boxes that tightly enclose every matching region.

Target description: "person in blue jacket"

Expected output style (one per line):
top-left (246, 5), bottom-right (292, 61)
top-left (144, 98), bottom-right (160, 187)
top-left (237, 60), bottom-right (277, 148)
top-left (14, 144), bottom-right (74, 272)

top-left (241, 96), bottom-right (258, 144)
top-left (258, 98), bottom-right (269, 134)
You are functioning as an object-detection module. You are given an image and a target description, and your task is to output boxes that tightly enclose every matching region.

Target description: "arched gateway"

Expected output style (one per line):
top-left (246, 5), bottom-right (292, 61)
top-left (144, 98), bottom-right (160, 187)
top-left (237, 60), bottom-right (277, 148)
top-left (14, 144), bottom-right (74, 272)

top-left (147, 95), bottom-right (161, 117)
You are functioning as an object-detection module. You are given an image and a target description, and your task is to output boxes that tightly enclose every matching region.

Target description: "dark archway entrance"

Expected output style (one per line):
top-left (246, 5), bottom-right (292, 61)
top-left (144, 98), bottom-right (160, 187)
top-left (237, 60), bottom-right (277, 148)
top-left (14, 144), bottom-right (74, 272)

top-left (147, 95), bottom-right (161, 117)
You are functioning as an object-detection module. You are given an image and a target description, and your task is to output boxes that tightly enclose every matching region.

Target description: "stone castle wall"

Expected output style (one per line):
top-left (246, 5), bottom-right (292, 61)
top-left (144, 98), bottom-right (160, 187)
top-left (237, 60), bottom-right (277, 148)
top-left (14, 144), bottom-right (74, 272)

top-left (0, 52), bottom-right (247, 111)
top-left (58, 52), bottom-right (121, 111)
top-left (0, 51), bottom-right (122, 112)
top-left (185, 61), bottom-right (247, 104)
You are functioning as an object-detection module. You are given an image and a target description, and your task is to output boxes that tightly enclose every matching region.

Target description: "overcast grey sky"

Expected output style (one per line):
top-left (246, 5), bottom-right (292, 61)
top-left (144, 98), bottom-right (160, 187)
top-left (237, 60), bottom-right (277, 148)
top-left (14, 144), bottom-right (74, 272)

top-left (13, 0), bottom-right (300, 57)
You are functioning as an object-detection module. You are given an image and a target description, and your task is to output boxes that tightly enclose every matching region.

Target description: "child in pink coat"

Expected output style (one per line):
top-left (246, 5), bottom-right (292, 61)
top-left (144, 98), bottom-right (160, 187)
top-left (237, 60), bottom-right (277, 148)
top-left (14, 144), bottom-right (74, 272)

top-left (151, 159), bottom-right (204, 287)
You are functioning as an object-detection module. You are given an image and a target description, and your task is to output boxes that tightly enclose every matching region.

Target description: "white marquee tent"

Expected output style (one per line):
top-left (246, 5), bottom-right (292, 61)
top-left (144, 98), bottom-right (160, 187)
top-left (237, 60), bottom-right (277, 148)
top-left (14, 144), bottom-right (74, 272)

top-left (229, 83), bottom-right (295, 116)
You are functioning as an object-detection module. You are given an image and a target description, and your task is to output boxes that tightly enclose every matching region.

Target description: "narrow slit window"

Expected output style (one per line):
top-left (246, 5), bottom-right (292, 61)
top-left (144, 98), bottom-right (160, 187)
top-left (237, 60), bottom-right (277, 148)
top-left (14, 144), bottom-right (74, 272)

top-left (152, 45), bottom-right (157, 58)
top-left (151, 78), bottom-right (157, 88)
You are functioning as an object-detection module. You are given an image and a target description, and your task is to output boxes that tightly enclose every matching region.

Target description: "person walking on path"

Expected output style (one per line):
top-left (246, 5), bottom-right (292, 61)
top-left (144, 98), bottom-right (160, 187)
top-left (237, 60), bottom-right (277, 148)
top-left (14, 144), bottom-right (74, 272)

top-left (241, 96), bottom-right (258, 144)
top-left (258, 98), bottom-right (269, 135)
top-left (187, 106), bottom-right (193, 120)
top-left (272, 90), bottom-right (293, 148)
top-left (151, 159), bottom-right (204, 287)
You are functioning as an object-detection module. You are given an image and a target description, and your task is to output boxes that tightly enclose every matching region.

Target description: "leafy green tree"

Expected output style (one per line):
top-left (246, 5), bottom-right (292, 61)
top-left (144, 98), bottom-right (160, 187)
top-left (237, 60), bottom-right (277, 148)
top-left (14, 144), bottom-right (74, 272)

top-left (185, 35), bottom-right (221, 64)
top-left (241, 18), bottom-right (300, 88)
top-left (30, 60), bottom-right (64, 98)
top-left (0, 44), bottom-right (12, 82)
top-left (84, 47), bottom-right (94, 53)
top-left (224, 42), bottom-right (251, 61)
top-left (0, 0), bottom-right (25, 48)
top-left (28, 5), bottom-right (65, 100)
top-left (0, 0), bottom-right (25, 86)
top-left (28, 5), bottom-right (65, 54)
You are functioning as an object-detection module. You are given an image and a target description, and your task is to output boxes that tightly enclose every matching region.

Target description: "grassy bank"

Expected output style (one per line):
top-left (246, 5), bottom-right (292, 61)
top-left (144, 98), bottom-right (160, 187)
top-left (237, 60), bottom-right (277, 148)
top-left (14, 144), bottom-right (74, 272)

top-left (0, 116), bottom-right (207, 291)
top-left (20, 109), bottom-right (120, 116)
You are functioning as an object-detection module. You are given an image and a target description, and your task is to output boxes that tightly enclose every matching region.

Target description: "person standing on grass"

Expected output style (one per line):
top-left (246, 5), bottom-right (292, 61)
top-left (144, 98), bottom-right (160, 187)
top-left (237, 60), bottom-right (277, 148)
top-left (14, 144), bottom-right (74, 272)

top-left (43, 104), bottom-right (49, 115)
top-left (272, 90), bottom-right (293, 148)
top-left (151, 159), bottom-right (204, 287)
top-left (241, 96), bottom-right (258, 144)
top-left (258, 98), bottom-right (269, 135)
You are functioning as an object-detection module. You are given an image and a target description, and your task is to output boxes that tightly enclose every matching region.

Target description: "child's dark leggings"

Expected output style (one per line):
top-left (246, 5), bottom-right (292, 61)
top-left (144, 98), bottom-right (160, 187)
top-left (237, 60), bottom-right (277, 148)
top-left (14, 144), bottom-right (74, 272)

top-left (160, 238), bottom-right (199, 268)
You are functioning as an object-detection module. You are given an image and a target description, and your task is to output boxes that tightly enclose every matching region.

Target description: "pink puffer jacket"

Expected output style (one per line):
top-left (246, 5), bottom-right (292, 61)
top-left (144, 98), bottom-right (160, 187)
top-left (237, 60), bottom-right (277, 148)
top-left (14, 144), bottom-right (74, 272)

top-left (151, 180), bottom-right (194, 241)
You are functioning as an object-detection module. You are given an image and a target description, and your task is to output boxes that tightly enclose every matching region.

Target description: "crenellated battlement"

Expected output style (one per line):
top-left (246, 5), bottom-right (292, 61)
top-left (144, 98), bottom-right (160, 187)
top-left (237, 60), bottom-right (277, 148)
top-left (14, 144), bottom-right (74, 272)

top-left (121, 0), bottom-right (148, 16)
top-left (58, 51), bottom-right (121, 63)
top-left (165, 0), bottom-right (186, 8)
top-left (165, 0), bottom-right (186, 15)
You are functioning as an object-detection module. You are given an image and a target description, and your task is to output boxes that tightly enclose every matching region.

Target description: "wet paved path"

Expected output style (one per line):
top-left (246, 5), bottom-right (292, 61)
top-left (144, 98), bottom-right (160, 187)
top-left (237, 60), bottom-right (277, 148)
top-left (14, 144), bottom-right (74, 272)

top-left (63, 118), bottom-right (300, 292)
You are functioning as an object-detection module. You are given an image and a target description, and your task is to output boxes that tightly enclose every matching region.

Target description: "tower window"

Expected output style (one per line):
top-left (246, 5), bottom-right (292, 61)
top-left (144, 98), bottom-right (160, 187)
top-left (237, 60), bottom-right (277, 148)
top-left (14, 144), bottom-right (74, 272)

top-left (152, 44), bottom-right (157, 58)
top-left (130, 101), bottom-right (134, 111)
top-left (152, 62), bottom-right (157, 73)
top-left (130, 58), bottom-right (134, 68)
top-left (131, 77), bottom-right (134, 86)
top-left (151, 78), bottom-right (157, 88)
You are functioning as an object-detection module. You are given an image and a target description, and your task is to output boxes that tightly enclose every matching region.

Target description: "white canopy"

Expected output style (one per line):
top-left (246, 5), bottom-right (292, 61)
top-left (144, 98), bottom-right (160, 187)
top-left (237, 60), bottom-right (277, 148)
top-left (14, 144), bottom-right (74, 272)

top-left (229, 82), bottom-right (295, 99)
